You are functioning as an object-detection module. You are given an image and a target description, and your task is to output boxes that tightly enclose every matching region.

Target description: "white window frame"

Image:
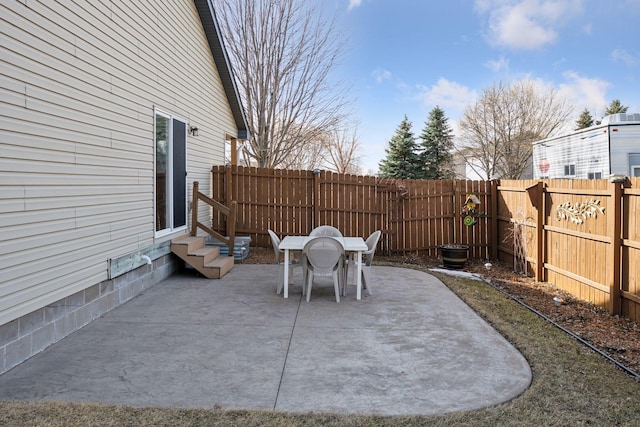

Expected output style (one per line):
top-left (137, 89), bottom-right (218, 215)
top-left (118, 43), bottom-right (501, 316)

top-left (563, 164), bottom-right (576, 177)
top-left (587, 171), bottom-right (603, 179)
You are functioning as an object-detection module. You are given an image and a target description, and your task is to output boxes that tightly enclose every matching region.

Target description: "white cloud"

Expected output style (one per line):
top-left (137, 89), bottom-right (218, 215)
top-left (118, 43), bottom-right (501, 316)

top-left (611, 48), bottom-right (640, 66)
top-left (371, 67), bottom-right (392, 83)
top-left (415, 78), bottom-right (478, 114)
top-left (557, 71), bottom-right (610, 116)
top-left (477, 0), bottom-right (584, 50)
top-left (347, 0), bottom-right (363, 11)
top-left (485, 56), bottom-right (510, 72)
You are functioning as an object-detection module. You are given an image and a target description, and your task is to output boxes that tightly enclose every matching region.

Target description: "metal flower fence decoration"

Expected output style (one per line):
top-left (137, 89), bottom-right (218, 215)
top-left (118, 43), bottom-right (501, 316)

top-left (555, 199), bottom-right (605, 224)
top-left (462, 194), bottom-right (484, 226)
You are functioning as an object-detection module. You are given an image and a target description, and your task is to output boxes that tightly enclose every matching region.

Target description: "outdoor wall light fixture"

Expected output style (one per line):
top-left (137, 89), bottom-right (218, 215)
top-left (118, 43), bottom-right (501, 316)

top-left (189, 126), bottom-right (199, 137)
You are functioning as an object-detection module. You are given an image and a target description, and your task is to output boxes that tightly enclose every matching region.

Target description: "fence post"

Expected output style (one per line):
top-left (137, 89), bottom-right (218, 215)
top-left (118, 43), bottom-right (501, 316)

top-left (454, 180), bottom-right (466, 245)
top-left (191, 181), bottom-right (199, 236)
top-left (230, 137), bottom-right (237, 166)
top-left (490, 180), bottom-right (498, 259)
top-left (534, 181), bottom-right (545, 282)
top-left (313, 168), bottom-right (321, 228)
top-left (225, 165), bottom-right (233, 206)
top-left (608, 179), bottom-right (623, 315)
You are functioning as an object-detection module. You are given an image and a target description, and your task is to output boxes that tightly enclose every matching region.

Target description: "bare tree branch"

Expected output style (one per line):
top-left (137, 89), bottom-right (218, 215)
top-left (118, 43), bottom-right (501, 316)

top-left (320, 123), bottom-right (362, 174)
top-left (214, 0), bottom-right (351, 169)
top-left (459, 80), bottom-right (573, 179)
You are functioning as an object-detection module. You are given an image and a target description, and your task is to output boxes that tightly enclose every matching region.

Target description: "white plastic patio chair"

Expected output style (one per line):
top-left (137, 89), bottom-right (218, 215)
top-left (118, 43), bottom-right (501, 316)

top-left (344, 230), bottom-right (381, 296)
top-left (268, 230), bottom-right (304, 295)
top-left (309, 225), bottom-right (345, 291)
top-left (302, 236), bottom-right (345, 303)
top-left (309, 225), bottom-right (343, 238)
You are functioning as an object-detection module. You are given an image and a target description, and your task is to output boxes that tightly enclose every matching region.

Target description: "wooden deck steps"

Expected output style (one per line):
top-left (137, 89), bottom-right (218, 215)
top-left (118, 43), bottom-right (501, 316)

top-left (170, 235), bottom-right (234, 279)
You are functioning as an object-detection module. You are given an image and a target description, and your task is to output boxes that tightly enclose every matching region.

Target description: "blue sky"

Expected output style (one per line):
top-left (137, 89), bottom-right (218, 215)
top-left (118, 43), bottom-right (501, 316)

top-left (329, 0), bottom-right (640, 174)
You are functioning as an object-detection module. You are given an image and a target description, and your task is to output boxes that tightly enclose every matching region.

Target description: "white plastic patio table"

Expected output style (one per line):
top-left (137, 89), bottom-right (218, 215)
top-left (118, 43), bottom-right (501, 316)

top-left (279, 236), bottom-right (368, 300)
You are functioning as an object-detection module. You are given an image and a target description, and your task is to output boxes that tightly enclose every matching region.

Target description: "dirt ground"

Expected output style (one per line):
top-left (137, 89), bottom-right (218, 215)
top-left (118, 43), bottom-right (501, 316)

top-left (245, 246), bottom-right (640, 376)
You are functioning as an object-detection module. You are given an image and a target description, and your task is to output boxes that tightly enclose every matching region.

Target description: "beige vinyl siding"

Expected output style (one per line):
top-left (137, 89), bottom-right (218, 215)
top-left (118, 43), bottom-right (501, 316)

top-left (1, 0), bottom-right (238, 325)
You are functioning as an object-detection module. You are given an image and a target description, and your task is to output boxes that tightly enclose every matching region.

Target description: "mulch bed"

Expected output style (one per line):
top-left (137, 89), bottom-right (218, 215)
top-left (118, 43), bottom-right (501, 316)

top-left (245, 247), bottom-right (640, 376)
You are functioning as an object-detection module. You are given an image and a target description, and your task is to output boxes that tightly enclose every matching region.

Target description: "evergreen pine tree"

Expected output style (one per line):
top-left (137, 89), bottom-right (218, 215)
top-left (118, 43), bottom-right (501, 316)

top-left (604, 99), bottom-right (628, 116)
top-left (419, 106), bottom-right (455, 179)
top-left (378, 115), bottom-right (423, 179)
top-left (575, 108), bottom-right (594, 130)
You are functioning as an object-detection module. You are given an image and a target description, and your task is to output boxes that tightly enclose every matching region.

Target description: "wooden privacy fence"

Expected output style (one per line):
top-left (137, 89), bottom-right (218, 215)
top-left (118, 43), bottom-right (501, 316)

top-left (211, 166), bottom-right (494, 258)
top-left (497, 177), bottom-right (640, 321)
top-left (209, 166), bottom-right (639, 321)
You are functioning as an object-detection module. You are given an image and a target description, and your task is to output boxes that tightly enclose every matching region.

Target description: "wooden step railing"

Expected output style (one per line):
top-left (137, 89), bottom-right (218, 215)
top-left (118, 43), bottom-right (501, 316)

top-left (191, 181), bottom-right (236, 257)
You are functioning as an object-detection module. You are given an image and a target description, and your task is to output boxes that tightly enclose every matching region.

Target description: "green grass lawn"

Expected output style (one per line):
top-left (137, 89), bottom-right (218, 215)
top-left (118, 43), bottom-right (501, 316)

top-left (1, 269), bottom-right (638, 427)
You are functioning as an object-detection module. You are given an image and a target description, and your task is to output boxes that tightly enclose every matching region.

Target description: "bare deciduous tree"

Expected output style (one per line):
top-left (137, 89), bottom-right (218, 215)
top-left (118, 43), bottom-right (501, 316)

top-left (214, 0), bottom-right (350, 169)
top-left (321, 124), bottom-right (362, 174)
top-left (279, 124), bottom-right (326, 170)
top-left (271, 122), bottom-right (362, 174)
top-left (459, 80), bottom-right (573, 179)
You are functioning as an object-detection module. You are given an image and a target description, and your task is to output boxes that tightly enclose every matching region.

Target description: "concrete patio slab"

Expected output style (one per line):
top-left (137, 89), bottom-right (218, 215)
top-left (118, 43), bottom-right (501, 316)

top-left (0, 265), bottom-right (531, 416)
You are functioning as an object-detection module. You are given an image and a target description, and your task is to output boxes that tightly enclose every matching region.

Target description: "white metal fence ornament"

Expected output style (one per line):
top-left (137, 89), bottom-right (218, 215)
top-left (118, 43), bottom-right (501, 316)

top-left (555, 199), bottom-right (605, 224)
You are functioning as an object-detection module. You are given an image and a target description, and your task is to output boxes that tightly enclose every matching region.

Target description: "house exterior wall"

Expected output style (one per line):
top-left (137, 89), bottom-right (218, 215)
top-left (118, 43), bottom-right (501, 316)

top-left (532, 126), bottom-right (611, 179)
top-left (609, 124), bottom-right (640, 176)
top-left (1, 0), bottom-right (240, 371)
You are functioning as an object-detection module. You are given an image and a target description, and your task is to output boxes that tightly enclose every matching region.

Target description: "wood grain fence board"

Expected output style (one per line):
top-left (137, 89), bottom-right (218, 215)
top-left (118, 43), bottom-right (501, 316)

top-left (420, 181), bottom-right (427, 252)
top-left (319, 170), bottom-right (327, 227)
top-left (389, 180), bottom-right (401, 251)
top-left (329, 171), bottom-right (338, 230)
top-left (279, 169), bottom-right (290, 236)
top-left (267, 168), bottom-right (275, 240)
top-left (363, 175), bottom-right (373, 240)
top-left (246, 167), bottom-right (255, 241)
top-left (233, 166), bottom-right (245, 238)
top-left (285, 169), bottom-right (293, 235)
top-left (241, 168), bottom-right (251, 239)
top-left (280, 170), bottom-right (289, 234)
top-left (408, 181), bottom-right (417, 252)
top-left (303, 170), bottom-right (314, 234)
top-left (283, 169), bottom-right (292, 235)
top-left (350, 175), bottom-right (358, 236)
top-left (326, 173), bottom-right (340, 234)
top-left (320, 171), bottom-right (329, 227)
top-left (429, 180), bottom-right (438, 256)
top-left (345, 174), bottom-right (355, 235)
top-left (335, 172), bottom-right (343, 232)
top-left (443, 180), bottom-right (456, 247)
top-left (362, 175), bottom-right (370, 239)
top-left (328, 172), bottom-right (338, 231)
top-left (489, 181), bottom-right (499, 259)
top-left (268, 168), bottom-right (277, 242)
top-left (543, 179), bottom-right (615, 311)
top-left (257, 167), bottom-right (266, 241)
top-left (353, 175), bottom-right (361, 238)
top-left (429, 180), bottom-right (438, 255)
top-left (623, 178), bottom-right (640, 321)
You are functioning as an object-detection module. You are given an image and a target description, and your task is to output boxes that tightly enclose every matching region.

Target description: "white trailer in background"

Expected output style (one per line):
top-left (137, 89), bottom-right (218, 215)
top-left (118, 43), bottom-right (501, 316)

top-left (532, 113), bottom-right (640, 179)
